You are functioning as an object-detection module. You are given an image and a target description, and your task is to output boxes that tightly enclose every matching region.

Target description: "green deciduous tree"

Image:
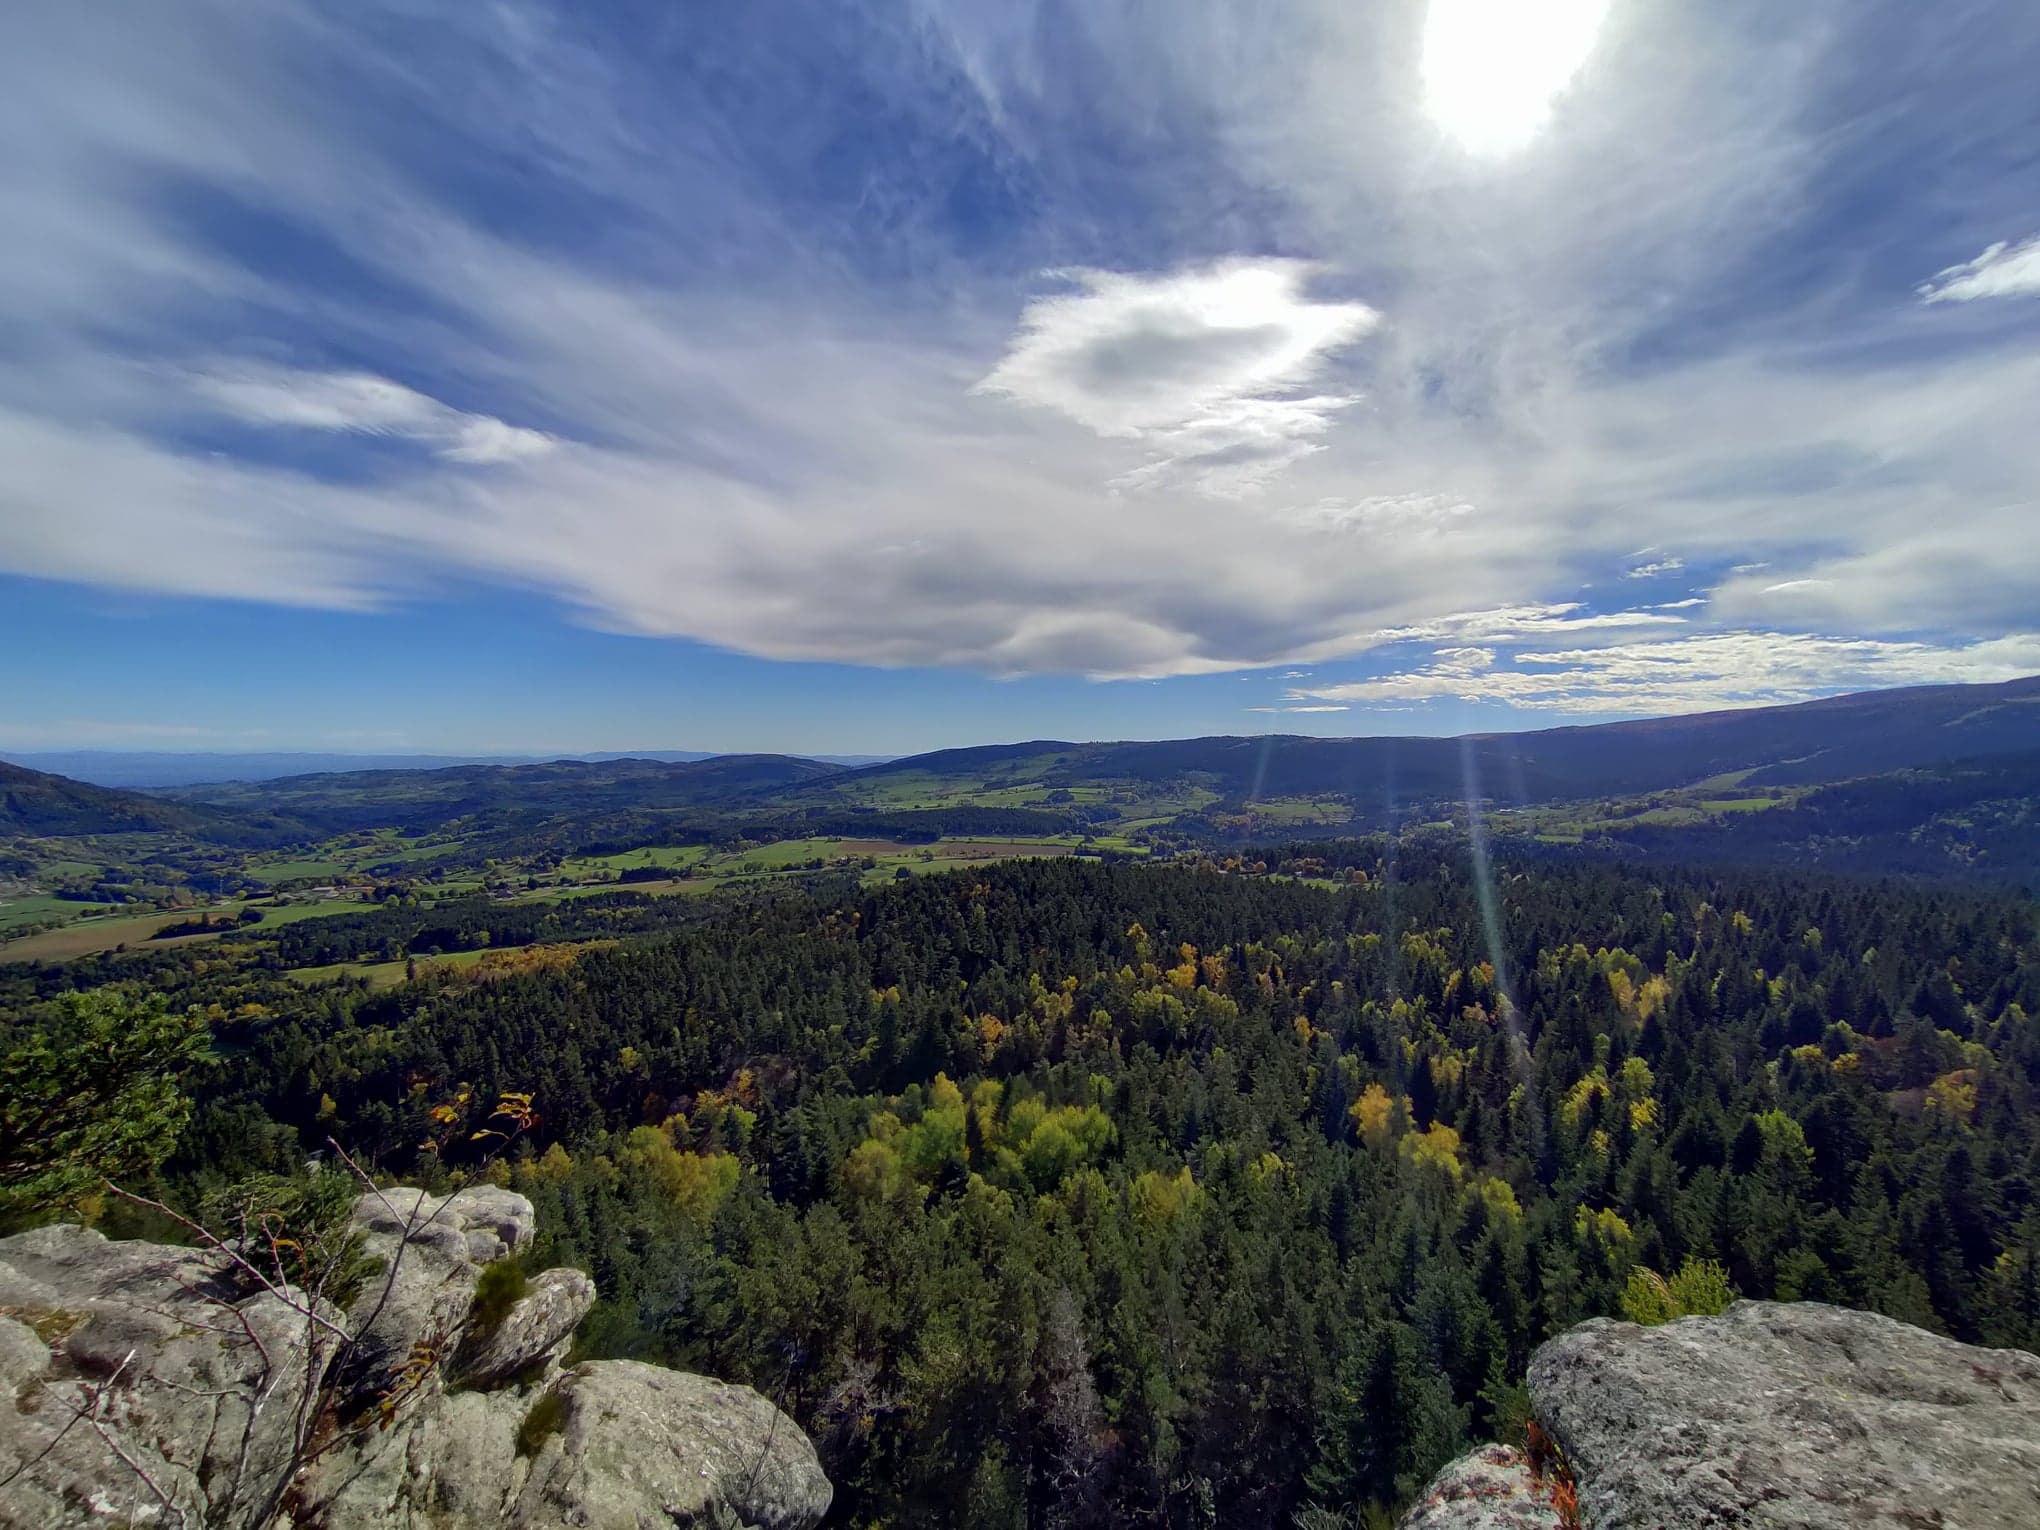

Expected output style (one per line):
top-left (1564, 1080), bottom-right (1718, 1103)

top-left (0, 989), bottom-right (208, 1229)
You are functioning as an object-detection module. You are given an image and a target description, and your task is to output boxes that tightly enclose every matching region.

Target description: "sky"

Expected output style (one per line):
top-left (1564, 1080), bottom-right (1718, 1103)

top-left (2, 0), bottom-right (2038, 757)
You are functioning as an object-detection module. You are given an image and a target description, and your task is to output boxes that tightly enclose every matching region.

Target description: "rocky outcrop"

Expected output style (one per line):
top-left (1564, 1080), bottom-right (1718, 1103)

top-left (451, 1266), bottom-right (594, 1388)
top-left (0, 1188), bottom-right (832, 1530)
top-left (0, 1222), bottom-right (340, 1530)
top-left (1404, 1301), bottom-right (2040, 1530)
top-left (513, 1362), bottom-right (835, 1530)
top-left (1397, 1444), bottom-right (1564, 1530)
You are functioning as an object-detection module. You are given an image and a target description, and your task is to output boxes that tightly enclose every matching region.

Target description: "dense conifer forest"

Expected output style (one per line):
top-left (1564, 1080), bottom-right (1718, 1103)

top-left (6, 842), bottom-right (2039, 1526)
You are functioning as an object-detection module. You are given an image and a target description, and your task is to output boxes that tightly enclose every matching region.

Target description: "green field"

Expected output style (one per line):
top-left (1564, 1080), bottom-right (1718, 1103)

top-left (560, 844), bottom-right (711, 876)
top-left (1500, 785), bottom-right (1794, 844)
top-left (246, 832), bottom-right (468, 885)
top-left (247, 897), bottom-right (379, 926)
top-left (0, 892), bottom-right (128, 936)
top-left (288, 946), bottom-right (499, 990)
top-left (0, 892), bottom-right (375, 964)
top-left (537, 834), bottom-right (1085, 903)
top-left (0, 909), bottom-right (232, 963)
top-left (246, 854), bottom-right (351, 883)
top-left (1234, 796), bottom-right (1353, 825)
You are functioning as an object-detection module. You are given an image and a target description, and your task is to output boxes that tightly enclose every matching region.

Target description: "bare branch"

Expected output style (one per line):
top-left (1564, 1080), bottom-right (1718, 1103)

top-left (104, 1182), bottom-right (349, 1341)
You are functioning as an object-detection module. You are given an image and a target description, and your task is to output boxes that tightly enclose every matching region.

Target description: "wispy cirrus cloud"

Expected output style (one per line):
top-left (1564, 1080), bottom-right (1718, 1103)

top-left (0, 0), bottom-right (2033, 723)
top-left (1918, 234), bottom-right (2040, 303)
top-left (189, 366), bottom-right (557, 464)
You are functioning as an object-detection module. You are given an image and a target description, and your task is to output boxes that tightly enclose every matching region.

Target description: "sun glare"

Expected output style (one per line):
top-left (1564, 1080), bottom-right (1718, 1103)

top-left (1422, 0), bottom-right (1611, 157)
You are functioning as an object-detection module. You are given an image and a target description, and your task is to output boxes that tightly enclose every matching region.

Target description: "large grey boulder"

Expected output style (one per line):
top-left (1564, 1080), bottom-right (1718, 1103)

top-left (303, 1385), bottom-right (531, 1530)
top-left (0, 1190), bottom-right (833, 1530)
top-left (1397, 1444), bottom-right (1565, 1530)
top-left (513, 1360), bottom-right (834, 1530)
top-left (338, 1184), bottom-right (536, 1401)
top-left (0, 1222), bottom-right (341, 1529)
top-left (451, 1266), bottom-right (595, 1388)
top-left (1529, 1300), bottom-right (2040, 1529)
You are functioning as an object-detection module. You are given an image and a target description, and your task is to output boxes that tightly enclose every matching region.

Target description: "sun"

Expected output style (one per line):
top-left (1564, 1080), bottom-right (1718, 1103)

top-left (1421, 0), bottom-right (1612, 157)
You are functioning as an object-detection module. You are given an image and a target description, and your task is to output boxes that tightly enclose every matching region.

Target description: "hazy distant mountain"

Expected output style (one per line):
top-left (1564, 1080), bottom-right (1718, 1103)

top-left (157, 753), bottom-right (847, 834)
top-left (10, 678), bottom-right (2034, 849)
top-left (5, 749), bottom-right (892, 789)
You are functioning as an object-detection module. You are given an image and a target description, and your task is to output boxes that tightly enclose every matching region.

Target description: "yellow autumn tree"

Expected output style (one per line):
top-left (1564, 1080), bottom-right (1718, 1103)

top-left (1350, 1082), bottom-right (1398, 1147)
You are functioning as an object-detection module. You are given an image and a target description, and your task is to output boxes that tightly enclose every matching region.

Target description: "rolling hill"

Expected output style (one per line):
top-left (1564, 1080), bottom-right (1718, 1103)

top-left (800, 675), bottom-right (2040, 814)
top-left (0, 759), bottom-right (245, 839)
top-left (161, 752), bottom-right (846, 835)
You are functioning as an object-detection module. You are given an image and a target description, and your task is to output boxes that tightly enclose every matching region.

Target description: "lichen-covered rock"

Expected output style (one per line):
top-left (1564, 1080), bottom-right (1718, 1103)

top-left (1529, 1300), bottom-right (2040, 1529)
top-left (338, 1184), bottom-right (537, 1401)
top-left (1397, 1445), bottom-right (1566, 1530)
top-left (513, 1360), bottom-right (834, 1530)
top-left (303, 1386), bottom-right (532, 1530)
top-left (452, 1266), bottom-right (594, 1388)
top-left (0, 1192), bottom-right (833, 1530)
top-left (0, 1222), bottom-right (341, 1530)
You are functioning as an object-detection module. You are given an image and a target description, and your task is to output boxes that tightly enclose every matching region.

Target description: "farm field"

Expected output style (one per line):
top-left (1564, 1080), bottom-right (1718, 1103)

top-left (0, 893), bottom-right (375, 964)
top-left (246, 832), bottom-right (466, 884)
top-left (0, 909), bottom-right (234, 963)
top-left (1498, 786), bottom-right (1795, 844)
top-left (0, 892), bottom-right (127, 936)
top-left (249, 897), bottom-right (380, 926)
top-left (288, 946), bottom-right (501, 990)
top-left (558, 844), bottom-right (710, 876)
top-left (536, 833), bottom-right (1093, 902)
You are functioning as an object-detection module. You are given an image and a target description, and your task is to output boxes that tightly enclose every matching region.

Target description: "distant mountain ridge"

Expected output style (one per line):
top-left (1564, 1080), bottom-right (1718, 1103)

top-left (810, 675), bottom-right (2040, 809)
top-left (7, 677), bottom-right (2036, 847)
top-left (158, 753), bottom-right (844, 835)
top-left (3, 749), bottom-right (892, 789)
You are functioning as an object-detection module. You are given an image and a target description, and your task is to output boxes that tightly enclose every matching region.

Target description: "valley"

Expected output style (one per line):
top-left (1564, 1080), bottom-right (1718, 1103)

top-left (5, 677), bottom-right (2035, 968)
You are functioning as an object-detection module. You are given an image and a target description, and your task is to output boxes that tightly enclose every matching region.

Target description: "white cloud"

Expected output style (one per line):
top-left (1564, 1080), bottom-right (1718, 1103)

top-left (189, 366), bottom-right (556, 464)
top-left (1295, 630), bottom-right (2040, 714)
top-left (1285, 494), bottom-right (1476, 533)
top-left (0, 1), bottom-right (2032, 702)
top-left (1919, 235), bottom-right (2040, 303)
top-left (1369, 605), bottom-right (1690, 644)
top-left (975, 261), bottom-right (1378, 496)
top-left (1625, 557), bottom-right (1684, 578)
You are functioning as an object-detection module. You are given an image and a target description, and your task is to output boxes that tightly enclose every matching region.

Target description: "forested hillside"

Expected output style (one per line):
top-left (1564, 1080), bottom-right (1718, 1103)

top-left (10, 846), bottom-right (2034, 1527)
top-left (0, 759), bottom-right (259, 840)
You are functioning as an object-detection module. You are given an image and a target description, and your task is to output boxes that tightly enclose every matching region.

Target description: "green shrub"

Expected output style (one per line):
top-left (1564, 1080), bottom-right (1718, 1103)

top-left (469, 1256), bottom-right (528, 1337)
top-left (1621, 1257), bottom-right (1736, 1326)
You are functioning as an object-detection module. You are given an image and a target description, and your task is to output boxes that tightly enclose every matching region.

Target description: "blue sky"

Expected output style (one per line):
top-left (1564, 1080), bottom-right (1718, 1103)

top-left (2, 0), bottom-right (2037, 756)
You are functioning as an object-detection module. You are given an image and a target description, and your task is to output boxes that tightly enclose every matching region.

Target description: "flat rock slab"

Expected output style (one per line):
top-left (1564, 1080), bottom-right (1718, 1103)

top-left (1529, 1300), bottom-right (2040, 1530)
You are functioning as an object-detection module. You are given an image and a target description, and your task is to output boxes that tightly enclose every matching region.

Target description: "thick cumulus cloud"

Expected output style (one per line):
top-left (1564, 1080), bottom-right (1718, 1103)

top-left (0, 1), bottom-right (2036, 709)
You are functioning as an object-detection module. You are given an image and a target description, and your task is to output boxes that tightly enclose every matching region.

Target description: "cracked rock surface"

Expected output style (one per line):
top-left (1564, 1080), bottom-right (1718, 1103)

top-left (0, 1190), bottom-right (832, 1530)
top-left (1404, 1301), bottom-right (2040, 1530)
